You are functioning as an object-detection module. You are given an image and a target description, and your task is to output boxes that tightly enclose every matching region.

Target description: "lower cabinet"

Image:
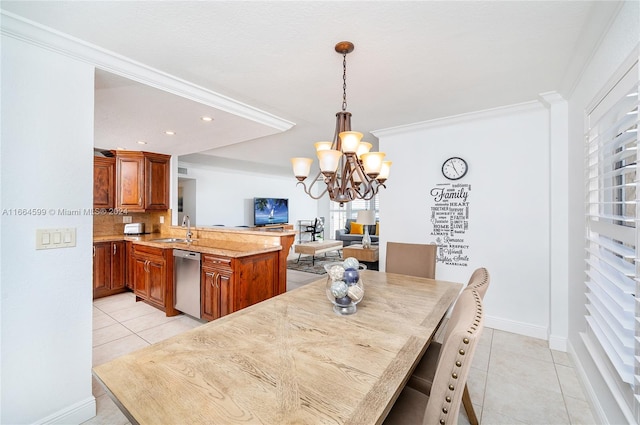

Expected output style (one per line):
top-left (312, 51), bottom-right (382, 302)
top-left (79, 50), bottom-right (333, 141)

top-left (131, 244), bottom-right (178, 316)
top-left (200, 251), bottom-right (278, 322)
top-left (93, 241), bottom-right (125, 299)
top-left (125, 241), bottom-right (134, 290)
top-left (201, 256), bottom-right (233, 322)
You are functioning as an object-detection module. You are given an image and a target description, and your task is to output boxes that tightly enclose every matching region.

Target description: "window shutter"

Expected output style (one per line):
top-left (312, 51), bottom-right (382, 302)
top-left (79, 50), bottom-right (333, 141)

top-left (585, 66), bottom-right (638, 389)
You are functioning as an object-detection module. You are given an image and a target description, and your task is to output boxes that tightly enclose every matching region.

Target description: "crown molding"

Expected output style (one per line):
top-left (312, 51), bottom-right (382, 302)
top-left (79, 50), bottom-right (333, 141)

top-left (0, 10), bottom-right (295, 133)
top-left (371, 100), bottom-right (543, 138)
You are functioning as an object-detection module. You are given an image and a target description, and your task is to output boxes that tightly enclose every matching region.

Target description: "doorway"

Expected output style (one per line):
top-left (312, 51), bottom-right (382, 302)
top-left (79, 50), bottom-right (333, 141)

top-left (178, 177), bottom-right (197, 225)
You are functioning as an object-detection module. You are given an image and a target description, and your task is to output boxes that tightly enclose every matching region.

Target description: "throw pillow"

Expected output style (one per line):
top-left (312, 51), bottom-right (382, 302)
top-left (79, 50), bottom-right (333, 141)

top-left (350, 222), bottom-right (364, 235)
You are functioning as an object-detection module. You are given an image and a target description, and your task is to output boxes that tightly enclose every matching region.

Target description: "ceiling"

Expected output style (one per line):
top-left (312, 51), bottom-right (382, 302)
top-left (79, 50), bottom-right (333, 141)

top-left (2, 1), bottom-right (621, 175)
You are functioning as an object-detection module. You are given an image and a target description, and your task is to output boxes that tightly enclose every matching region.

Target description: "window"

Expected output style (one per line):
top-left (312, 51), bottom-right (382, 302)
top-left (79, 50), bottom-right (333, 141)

top-left (584, 62), bottom-right (638, 416)
top-left (328, 197), bottom-right (379, 237)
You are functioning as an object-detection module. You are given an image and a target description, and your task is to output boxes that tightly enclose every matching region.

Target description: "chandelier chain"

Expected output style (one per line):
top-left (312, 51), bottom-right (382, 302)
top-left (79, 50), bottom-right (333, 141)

top-left (342, 53), bottom-right (348, 112)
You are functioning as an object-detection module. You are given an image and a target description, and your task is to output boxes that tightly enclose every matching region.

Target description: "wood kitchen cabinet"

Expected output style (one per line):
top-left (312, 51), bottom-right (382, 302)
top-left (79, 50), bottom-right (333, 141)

top-left (93, 241), bottom-right (125, 299)
top-left (201, 256), bottom-right (233, 321)
top-left (125, 241), bottom-right (134, 290)
top-left (94, 156), bottom-right (115, 209)
top-left (131, 244), bottom-right (178, 316)
top-left (115, 151), bottom-right (170, 212)
top-left (200, 251), bottom-right (278, 322)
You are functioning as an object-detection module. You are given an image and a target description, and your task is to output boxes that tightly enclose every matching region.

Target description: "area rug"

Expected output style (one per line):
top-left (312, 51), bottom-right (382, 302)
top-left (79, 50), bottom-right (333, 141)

top-left (287, 255), bottom-right (379, 274)
top-left (286, 255), bottom-right (342, 274)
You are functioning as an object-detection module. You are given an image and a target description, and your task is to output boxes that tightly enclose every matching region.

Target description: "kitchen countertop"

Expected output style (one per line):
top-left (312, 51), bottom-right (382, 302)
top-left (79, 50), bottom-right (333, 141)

top-left (93, 233), bottom-right (282, 258)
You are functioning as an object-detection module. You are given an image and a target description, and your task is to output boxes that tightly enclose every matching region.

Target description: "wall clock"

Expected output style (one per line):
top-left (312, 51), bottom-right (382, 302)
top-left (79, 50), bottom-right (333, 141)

top-left (441, 157), bottom-right (468, 180)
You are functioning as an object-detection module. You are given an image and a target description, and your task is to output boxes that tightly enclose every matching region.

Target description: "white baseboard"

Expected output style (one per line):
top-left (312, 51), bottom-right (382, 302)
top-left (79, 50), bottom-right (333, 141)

top-left (34, 396), bottom-right (96, 425)
top-left (548, 333), bottom-right (568, 351)
top-left (484, 315), bottom-right (549, 341)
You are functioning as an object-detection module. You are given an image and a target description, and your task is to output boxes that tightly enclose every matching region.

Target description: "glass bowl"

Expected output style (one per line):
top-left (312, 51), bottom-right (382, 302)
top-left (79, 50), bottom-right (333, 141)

top-left (324, 259), bottom-right (366, 315)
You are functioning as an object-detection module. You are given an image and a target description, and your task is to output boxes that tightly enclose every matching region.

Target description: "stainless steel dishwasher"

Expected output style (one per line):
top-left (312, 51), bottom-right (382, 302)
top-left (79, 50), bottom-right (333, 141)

top-left (173, 249), bottom-right (202, 319)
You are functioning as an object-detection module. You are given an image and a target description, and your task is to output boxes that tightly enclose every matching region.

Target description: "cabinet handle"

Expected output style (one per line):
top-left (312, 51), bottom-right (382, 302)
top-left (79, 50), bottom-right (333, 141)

top-left (139, 197), bottom-right (142, 205)
top-left (93, 246), bottom-right (95, 257)
top-left (113, 244), bottom-right (117, 255)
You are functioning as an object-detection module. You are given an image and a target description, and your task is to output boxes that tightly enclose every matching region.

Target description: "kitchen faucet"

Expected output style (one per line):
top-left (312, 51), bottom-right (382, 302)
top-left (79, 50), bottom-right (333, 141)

top-left (182, 215), bottom-right (193, 242)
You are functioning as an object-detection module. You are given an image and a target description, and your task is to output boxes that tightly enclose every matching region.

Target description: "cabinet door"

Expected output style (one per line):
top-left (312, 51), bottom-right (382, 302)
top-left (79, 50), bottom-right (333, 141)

top-left (125, 241), bottom-right (134, 290)
top-left (116, 154), bottom-right (144, 210)
top-left (111, 241), bottom-right (126, 290)
top-left (93, 243), bottom-right (111, 296)
top-left (201, 268), bottom-right (233, 321)
top-left (147, 259), bottom-right (166, 307)
top-left (94, 157), bottom-right (115, 208)
top-left (145, 154), bottom-right (170, 210)
top-left (201, 268), bottom-right (217, 322)
top-left (218, 271), bottom-right (233, 318)
top-left (133, 256), bottom-right (149, 298)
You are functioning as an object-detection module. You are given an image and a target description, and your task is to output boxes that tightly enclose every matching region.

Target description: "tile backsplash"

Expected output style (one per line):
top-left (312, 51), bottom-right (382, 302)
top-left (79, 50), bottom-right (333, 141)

top-left (93, 210), bottom-right (172, 236)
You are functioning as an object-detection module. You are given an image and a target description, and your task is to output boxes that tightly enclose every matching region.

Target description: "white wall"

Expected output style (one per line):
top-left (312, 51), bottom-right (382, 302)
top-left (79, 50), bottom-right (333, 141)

top-left (566, 2), bottom-right (639, 423)
top-left (376, 102), bottom-right (551, 339)
top-left (1, 36), bottom-right (95, 423)
top-left (178, 162), bottom-right (319, 233)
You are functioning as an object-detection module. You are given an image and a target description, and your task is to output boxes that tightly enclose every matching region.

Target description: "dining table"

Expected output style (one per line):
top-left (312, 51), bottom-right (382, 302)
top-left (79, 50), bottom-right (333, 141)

top-left (93, 270), bottom-right (463, 425)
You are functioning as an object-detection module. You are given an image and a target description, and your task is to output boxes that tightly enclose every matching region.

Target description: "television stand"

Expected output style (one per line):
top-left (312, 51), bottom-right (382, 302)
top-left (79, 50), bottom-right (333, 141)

top-left (252, 224), bottom-right (294, 232)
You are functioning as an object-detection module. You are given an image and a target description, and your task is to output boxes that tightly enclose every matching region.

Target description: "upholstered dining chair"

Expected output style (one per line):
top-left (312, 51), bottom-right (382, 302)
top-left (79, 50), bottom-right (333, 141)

top-left (385, 242), bottom-right (437, 278)
top-left (383, 289), bottom-right (485, 425)
top-left (466, 267), bottom-right (490, 299)
top-left (407, 267), bottom-right (490, 425)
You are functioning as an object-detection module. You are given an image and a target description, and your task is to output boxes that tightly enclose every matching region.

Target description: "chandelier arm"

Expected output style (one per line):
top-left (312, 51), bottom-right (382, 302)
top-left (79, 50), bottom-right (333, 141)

top-left (296, 181), bottom-right (328, 200)
top-left (296, 171), bottom-right (329, 200)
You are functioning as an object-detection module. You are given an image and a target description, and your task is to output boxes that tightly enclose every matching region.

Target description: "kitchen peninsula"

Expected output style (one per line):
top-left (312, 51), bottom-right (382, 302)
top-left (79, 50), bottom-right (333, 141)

top-left (93, 224), bottom-right (295, 321)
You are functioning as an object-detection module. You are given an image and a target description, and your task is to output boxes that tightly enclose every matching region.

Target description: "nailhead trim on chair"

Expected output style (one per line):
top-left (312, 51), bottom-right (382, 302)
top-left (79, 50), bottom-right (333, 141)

top-left (467, 268), bottom-right (489, 298)
top-left (436, 290), bottom-right (483, 425)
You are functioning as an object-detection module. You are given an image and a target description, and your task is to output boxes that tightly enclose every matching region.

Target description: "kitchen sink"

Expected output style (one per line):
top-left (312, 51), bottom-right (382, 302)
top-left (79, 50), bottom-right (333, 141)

top-left (150, 238), bottom-right (193, 243)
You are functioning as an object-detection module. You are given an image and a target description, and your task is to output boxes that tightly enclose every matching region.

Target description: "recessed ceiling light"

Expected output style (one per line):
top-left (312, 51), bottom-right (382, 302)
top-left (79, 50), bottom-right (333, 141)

top-left (165, 130), bottom-right (176, 135)
top-left (201, 116), bottom-right (213, 122)
top-left (137, 140), bottom-right (147, 145)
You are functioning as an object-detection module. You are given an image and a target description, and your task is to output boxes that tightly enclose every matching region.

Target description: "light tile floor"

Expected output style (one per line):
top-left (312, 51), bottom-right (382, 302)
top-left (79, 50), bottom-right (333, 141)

top-left (85, 270), bottom-right (597, 425)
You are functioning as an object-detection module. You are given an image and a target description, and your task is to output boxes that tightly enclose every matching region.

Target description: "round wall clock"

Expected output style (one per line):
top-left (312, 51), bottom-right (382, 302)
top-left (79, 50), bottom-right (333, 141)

top-left (441, 157), bottom-right (468, 180)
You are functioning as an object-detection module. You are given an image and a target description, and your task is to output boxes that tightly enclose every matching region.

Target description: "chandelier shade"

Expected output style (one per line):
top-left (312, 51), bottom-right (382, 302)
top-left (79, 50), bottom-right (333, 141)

top-left (291, 41), bottom-right (391, 205)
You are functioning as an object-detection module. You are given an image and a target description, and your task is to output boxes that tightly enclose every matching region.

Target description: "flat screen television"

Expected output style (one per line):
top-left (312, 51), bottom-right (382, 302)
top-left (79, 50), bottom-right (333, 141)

top-left (253, 197), bottom-right (289, 227)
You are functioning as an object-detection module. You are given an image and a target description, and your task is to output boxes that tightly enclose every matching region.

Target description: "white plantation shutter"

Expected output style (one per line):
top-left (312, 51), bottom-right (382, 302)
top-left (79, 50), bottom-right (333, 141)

top-left (584, 61), bottom-right (638, 395)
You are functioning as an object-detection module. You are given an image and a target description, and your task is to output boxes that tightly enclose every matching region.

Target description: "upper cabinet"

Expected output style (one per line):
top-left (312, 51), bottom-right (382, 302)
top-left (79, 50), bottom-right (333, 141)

top-left (115, 151), bottom-right (170, 212)
top-left (93, 156), bottom-right (115, 209)
top-left (144, 152), bottom-right (171, 210)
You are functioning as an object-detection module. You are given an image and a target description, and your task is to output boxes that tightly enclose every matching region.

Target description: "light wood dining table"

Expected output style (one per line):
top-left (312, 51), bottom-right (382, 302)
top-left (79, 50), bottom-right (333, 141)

top-left (93, 270), bottom-right (462, 425)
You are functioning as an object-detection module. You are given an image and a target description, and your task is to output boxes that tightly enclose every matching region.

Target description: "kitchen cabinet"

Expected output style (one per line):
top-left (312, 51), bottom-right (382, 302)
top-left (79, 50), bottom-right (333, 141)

top-left (125, 241), bottom-right (134, 290)
top-left (201, 256), bottom-right (233, 321)
top-left (93, 156), bottom-right (115, 209)
top-left (131, 244), bottom-right (178, 315)
top-left (200, 251), bottom-right (278, 322)
top-left (115, 151), bottom-right (170, 212)
top-left (93, 241), bottom-right (125, 299)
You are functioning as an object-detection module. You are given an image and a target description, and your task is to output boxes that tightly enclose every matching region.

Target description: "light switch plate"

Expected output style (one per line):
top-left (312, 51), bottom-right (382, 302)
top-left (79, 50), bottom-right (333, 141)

top-left (122, 216), bottom-right (132, 224)
top-left (36, 228), bottom-right (76, 250)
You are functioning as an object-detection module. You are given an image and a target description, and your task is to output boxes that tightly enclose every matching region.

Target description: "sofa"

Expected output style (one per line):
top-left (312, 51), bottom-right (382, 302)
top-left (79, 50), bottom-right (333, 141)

top-left (335, 219), bottom-right (379, 246)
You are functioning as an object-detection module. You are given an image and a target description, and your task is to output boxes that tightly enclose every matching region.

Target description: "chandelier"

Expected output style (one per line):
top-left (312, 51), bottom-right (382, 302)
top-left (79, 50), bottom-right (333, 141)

top-left (291, 41), bottom-right (391, 205)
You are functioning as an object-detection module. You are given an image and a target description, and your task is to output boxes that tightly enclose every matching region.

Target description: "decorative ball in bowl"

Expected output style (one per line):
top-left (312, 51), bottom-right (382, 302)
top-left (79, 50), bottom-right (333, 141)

top-left (324, 257), bottom-right (366, 315)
